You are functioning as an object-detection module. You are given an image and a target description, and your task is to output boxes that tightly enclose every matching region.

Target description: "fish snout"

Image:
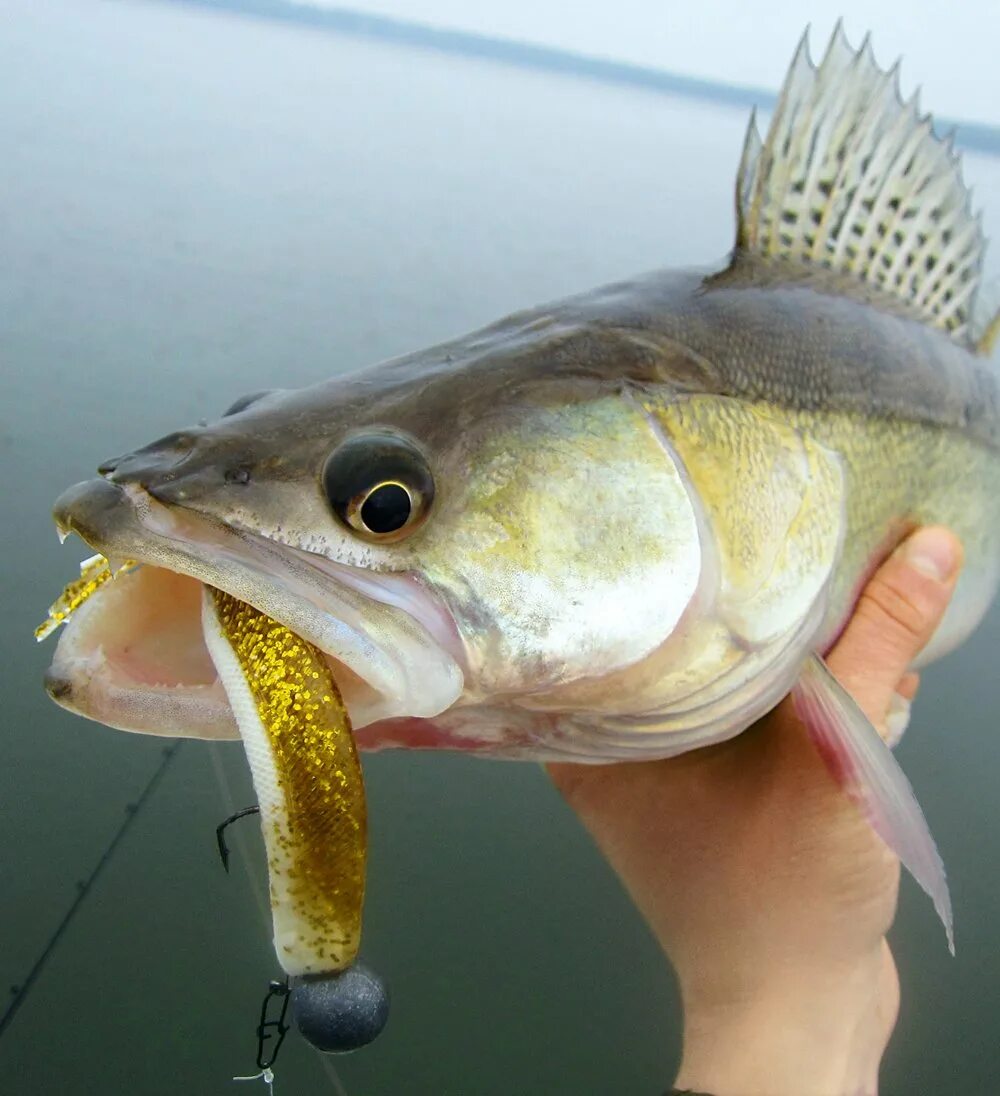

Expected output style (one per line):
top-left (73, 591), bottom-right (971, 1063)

top-left (98, 430), bottom-right (253, 504)
top-left (53, 477), bottom-right (131, 546)
top-left (99, 430), bottom-right (202, 485)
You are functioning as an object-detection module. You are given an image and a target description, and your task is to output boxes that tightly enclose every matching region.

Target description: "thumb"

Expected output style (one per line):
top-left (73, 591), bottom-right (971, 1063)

top-left (825, 526), bottom-right (962, 733)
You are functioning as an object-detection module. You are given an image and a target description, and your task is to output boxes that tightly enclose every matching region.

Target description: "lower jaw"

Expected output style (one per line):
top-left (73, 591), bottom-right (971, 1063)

top-left (48, 664), bottom-right (499, 753)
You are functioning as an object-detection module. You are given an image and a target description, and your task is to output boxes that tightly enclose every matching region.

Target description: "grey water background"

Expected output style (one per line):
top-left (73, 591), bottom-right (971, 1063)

top-left (2, 0), bottom-right (1000, 1092)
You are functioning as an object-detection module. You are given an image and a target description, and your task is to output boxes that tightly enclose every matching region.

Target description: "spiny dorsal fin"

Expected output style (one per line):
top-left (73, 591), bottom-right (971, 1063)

top-left (736, 24), bottom-right (997, 352)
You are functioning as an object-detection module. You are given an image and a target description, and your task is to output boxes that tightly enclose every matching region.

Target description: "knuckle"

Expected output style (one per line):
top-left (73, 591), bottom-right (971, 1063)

top-left (857, 577), bottom-right (933, 647)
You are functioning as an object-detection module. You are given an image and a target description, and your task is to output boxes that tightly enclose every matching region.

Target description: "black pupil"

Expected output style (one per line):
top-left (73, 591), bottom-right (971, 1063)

top-left (323, 432), bottom-right (433, 538)
top-left (360, 484), bottom-right (411, 533)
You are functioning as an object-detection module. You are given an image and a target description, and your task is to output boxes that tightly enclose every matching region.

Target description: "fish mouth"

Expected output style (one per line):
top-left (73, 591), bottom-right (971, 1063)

top-left (45, 478), bottom-right (466, 742)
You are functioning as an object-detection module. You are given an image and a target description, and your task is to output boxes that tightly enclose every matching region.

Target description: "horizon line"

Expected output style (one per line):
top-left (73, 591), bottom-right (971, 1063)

top-left (170, 0), bottom-right (1000, 158)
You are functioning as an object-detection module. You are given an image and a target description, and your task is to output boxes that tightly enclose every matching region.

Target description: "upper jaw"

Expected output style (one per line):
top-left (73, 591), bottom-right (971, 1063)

top-left (48, 478), bottom-right (465, 733)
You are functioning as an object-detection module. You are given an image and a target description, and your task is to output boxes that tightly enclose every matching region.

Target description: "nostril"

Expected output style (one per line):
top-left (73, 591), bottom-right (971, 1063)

top-left (98, 430), bottom-right (202, 484)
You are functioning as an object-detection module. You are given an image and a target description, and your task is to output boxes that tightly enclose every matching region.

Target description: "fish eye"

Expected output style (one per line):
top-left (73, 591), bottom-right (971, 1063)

top-left (223, 390), bottom-right (275, 417)
top-left (322, 433), bottom-right (434, 542)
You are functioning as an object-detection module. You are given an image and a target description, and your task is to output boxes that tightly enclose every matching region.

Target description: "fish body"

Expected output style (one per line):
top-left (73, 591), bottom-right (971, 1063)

top-left (47, 260), bottom-right (1000, 756)
top-left (41, 29), bottom-right (1000, 937)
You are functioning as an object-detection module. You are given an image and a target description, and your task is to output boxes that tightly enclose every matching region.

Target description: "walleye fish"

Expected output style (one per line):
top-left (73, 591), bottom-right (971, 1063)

top-left (42, 28), bottom-right (1000, 952)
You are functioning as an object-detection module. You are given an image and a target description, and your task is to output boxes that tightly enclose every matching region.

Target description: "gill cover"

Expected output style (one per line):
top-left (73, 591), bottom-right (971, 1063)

top-left (541, 393), bottom-right (846, 758)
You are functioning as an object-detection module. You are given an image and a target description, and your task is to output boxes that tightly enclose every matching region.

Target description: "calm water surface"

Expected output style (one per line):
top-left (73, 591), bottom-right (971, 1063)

top-left (2, 1), bottom-right (1000, 1092)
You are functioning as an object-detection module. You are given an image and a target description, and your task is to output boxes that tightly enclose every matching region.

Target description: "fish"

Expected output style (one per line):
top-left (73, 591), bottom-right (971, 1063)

top-left (41, 27), bottom-right (1000, 949)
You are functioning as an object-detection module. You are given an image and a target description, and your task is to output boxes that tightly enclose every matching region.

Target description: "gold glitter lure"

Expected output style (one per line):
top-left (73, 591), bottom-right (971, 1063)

top-left (37, 558), bottom-right (368, 978)
top-left (39, 562), bottom-right (388, 1055)
top-left (35, 555), bottom-right (136, 642)
top-left (202, 587), bottom-right (367, 977)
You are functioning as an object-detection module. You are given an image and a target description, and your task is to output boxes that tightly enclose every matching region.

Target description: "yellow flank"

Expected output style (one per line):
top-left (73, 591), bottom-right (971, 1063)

top-left (650, 392), bottom-right (1000, 636)
top-left (652, 398), bottom-right (805, 593)
top-left (209, 589), bottom-right (366, 973)
top-left (35, 555), bottom-right (136, 641)
top-left (649, 396), bottom-right (844, 644)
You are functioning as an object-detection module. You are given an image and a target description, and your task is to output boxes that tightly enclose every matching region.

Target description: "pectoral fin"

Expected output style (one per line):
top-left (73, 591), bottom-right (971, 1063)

top-left (793, 654), bottom-right (953, 952)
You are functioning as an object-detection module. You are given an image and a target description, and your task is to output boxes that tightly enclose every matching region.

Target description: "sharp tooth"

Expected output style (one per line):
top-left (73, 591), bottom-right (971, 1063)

top-left (106, 554), bottom-right (126, 577)
top-left (56, 527), bottom-right (69, 545)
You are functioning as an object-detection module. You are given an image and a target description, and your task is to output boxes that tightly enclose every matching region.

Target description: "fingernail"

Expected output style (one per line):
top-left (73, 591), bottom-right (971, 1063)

top-left (902, 528), bottom-right (959, 582)
top-left (885, 692), bottom-right (912, 748)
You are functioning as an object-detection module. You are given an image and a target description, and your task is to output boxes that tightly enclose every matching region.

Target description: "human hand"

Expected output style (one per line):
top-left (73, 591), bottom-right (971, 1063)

top-left (547, 527), bottom-right (963, 1096)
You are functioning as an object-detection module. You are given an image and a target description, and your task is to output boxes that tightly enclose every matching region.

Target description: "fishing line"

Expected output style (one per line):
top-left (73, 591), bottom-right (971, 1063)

top-left (207, 744), bottom-right (350, 1096)
top-left (0, 741), bottom-right (184, 1040)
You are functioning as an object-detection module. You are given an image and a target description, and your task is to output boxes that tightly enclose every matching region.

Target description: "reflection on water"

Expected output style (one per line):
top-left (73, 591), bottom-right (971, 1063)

top-left (2, 1), bottom-right (1000, 1093)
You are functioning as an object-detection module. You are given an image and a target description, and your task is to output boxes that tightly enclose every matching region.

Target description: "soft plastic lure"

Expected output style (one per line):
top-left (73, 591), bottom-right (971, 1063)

top-left (39, 560), bottom-right (387, 1052)
top-left (37, 558), bottom-right (368, 977)
top-left (201, 587), bottom-right (367, 976)
top-left (35, 554), bottom-right (136, 642)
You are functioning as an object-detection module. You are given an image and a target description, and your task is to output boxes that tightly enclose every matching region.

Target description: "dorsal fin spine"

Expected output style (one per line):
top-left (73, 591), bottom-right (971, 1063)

top-left (978, 311), bottom-right (1000, 356)
top-left (735, 110), bottom-right (763, 250)
top-left (754, 32), bottom-right (812, 256)
top-left (826, 75), bottom-right (902, 267)
top-left (734, 25), bottom-right (994, 350)
top-left (808, 40), bottom-right (887, 263)
top-left (922, 227), bottom-right (982, 315)
top-left (852, 114), bottom-right (927, 261)
top-left (889, 169), bottom-right (960, 286)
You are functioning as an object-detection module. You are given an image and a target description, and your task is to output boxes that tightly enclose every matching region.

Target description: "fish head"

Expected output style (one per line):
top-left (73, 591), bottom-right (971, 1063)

top-left (45, 320), bottom-right (711, 756)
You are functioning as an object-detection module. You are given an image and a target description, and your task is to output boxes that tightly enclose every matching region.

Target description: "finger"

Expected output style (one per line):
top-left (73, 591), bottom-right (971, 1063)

top-left (882, 675), bottom-right (921, 749)
top-left (884, 692), bottom-right (912, 748)
top-left (826, 526), bottom-right (961, 729)
top-left (897, 672), bottom-right (920, 701)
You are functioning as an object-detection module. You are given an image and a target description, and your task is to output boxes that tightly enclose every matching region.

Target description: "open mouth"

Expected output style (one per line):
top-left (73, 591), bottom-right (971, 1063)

top-left (44, 478), bottom-right (466, 743)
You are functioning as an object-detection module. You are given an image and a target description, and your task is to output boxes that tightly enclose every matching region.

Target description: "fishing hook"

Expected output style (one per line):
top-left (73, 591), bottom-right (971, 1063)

top-left (216, 806), bottom-right (260, 872)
